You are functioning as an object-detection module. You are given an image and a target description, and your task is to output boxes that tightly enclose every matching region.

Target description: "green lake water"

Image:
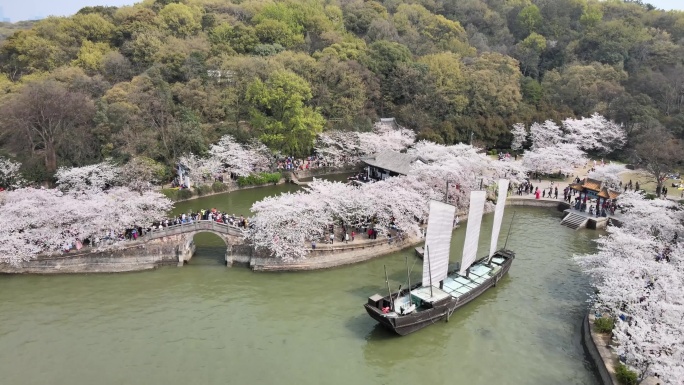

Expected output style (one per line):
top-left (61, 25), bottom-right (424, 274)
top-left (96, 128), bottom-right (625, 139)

top-left (0, 183), bottom-right (601, 385)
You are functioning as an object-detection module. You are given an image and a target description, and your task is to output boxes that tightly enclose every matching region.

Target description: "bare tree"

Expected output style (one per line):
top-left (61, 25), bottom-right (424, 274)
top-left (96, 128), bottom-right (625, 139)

top-left (0, 80), bottom-right (95, 172)
top-left (632, 125), bottom-right (681, 195)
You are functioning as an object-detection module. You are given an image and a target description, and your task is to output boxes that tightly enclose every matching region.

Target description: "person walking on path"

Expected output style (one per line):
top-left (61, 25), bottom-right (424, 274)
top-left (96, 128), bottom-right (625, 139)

top-left (345, 233), bottom-right (350, 244)
top-left (329, 233), bottom-right (334, 244)
top-left (554, 187), bottom-right (558, 199)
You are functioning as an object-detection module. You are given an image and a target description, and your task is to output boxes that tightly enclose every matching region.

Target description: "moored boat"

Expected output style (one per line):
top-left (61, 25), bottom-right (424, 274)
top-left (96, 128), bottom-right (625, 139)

top-left (364, 179), bottom-right (515, 336)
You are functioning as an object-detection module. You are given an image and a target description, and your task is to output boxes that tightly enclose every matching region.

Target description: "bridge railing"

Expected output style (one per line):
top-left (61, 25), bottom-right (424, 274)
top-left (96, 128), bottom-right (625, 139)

top-left (146, 220), bottom-right (247, 240)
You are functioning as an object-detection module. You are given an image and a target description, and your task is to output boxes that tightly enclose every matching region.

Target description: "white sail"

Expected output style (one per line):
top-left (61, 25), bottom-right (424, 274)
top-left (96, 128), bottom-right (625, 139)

top-left (488, 179), bottom-right (509, 262)
top-left (421, 200), bottom-right (457, 287)
top-left (459, 191), bottom-right (486, 276)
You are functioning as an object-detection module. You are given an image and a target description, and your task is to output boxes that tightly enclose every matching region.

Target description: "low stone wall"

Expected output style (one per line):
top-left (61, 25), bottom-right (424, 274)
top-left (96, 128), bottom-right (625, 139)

top-left (0, 238), bottom-right (181, 274)
top-left (249, 236), bottom-right (422, 271)
top-left (581, 313), bottom-right (617, 385)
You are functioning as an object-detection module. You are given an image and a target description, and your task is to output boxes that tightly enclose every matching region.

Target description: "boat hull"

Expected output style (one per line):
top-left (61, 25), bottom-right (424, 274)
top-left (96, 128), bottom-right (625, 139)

top-left (364, 250), bottom-right (514, 336)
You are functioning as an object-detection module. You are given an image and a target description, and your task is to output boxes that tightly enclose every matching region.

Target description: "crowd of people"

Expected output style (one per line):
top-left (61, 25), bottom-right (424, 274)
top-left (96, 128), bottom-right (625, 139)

top-left (277, 155), bottom-right (331, 171)
top-left (151, 209), bottom-right (252, 229)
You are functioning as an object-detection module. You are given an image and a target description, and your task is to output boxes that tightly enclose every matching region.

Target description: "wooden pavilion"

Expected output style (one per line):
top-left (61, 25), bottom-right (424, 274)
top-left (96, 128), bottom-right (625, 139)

top-left (569, 177), bottom-right (621, 206)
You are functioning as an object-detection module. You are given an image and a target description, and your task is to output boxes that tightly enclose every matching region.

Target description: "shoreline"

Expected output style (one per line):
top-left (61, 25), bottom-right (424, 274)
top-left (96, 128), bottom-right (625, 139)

top-left (581, 312), bottom-right (618, 385)
top-left (168, 166), bottom-right (358, 203)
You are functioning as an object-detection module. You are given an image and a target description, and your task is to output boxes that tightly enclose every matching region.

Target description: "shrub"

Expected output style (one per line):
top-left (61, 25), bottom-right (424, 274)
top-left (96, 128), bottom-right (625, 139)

top-left (644, 193), bottom-right (656, 200)
top-left (593, 317), bottom-right (614, 333)
top-left (615, 363), bottom-right (638, 385)
top-left (176, 189), bottom-right (193, 200)
top-left (195, 184), bottom-right (213, 196)
top-left (237, 172), bottom-right (281, 187)
top-left (161, 188), bottom-right (194, 201)
top-left (161, 188), bottom-right (178, 201)
top-left (212, 181), bottom-right (228, 193)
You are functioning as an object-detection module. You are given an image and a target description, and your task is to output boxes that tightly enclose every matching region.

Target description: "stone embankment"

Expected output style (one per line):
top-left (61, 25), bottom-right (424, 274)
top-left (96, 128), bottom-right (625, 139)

top-left (581, 313), bottom-right (618, 385)
top-left (247, 235), bottom-right (422, 271)
top-left (0, 238), bottom-right (182, 274)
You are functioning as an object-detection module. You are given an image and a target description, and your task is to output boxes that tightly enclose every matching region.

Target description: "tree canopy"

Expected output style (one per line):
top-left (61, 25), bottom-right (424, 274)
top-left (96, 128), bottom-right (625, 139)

top-left (0, 0), bottom-right (682, 180)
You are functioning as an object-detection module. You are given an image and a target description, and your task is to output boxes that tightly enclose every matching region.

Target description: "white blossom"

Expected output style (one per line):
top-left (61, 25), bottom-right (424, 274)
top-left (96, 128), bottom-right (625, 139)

top-left (0, 156), bottom-right (24, 189)
top-left (0, 187), bottom-right (173, 264)
top-left (510, 123), bottom-right (527, 151)
top-left (208, 135), bottom-right (272, 176)
top-left (178, 153), bottom-right (223, 186)
top-left (587, 164), bottom-right (626, 189)
top-left (529, 120), bottom-right (563, 150)
top-left (522, 142), bottom-right (587, 176)
top-left (248, 141), bottom-right (523, 260)
top-left (55, 160), bottom-right (121, 192)
top-left (563, 113), bottom-right (626, 155)
top-left (575, 192), bottom-right (684, 384)
top-left (314, 122), bottom-right (416, 166)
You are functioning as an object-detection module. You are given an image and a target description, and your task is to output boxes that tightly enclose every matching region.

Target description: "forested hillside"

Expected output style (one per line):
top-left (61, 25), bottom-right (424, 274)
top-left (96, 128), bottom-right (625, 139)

top-left (0, 0), bottom-right (682, 180)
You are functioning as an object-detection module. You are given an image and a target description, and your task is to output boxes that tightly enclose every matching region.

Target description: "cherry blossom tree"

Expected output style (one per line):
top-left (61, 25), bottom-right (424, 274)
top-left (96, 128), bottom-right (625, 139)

top-left (510, 123), bottom-right (527, 151)
top-left (248, 141), bottom-right (526, 260)
top-left (522, 142), bottom-right (587, 176)
top-left (208, 135), bottom-right (272, 176)
top-left (529, 120), bottom-right (563, 150)
top-left (358, 121), bottom-right (415, 155)
top-left (0, 156), bottom-right (24, 189)
top-left (178, 153), bottom-right (223, 186)
top-left (575, 192), bottom-right (684, 384)
top-left (249, 191), bottom-right (333, 260)
top-left (314, 131), bottom-right (362, 165)
top-left (563, 113), bottom-right (626, 155)
top-left (314, 122), bottom-right (416, 166)
top-left (587, 164), bottom-right (626, 188)
top-left (0, 187), bottom-right (173, 264)
top-left (118, 157), bottom-right (167, 193)
top-left (55, 160), bottom-right (121, 192)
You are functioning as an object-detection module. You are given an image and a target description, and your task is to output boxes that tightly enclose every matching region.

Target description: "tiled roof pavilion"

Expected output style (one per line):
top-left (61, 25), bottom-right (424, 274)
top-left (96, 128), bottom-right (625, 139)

top-left (569, 177), bottom-right (621, 199)
top-left (360, 151), bottom-right (427, 176)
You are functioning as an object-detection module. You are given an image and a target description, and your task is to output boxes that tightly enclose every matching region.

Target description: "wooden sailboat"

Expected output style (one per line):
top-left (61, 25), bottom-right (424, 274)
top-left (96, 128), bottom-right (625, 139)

top-left (364, 179), bottom-right (515, 336)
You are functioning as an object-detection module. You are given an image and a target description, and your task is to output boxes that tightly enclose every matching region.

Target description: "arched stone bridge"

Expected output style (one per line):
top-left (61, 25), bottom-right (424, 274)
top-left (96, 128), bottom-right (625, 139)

top-left (146, 220), bottom-right (249, 266)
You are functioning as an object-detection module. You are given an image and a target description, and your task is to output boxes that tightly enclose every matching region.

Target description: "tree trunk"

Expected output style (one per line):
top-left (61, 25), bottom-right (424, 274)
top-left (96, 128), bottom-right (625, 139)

top-left (45, 142), bottom-right (57, 172)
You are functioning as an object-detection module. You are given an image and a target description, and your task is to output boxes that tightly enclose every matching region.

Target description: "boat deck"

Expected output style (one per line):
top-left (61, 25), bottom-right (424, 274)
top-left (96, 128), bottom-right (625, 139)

top-left (442, 257), bottom-right (505, 298)
top-left (390, 256), bottom-right (507, 315)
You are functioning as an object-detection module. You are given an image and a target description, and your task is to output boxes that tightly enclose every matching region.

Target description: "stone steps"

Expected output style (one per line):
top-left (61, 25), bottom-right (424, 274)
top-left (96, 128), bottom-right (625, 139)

top-left (561, 212), bottom-right (588, 230)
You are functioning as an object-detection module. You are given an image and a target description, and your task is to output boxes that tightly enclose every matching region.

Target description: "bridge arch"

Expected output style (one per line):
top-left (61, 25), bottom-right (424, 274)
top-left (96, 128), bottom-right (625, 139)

top-left (146, 221), bottom-right (247, 266)
top-left (182, 230), bottom-right (239, 265)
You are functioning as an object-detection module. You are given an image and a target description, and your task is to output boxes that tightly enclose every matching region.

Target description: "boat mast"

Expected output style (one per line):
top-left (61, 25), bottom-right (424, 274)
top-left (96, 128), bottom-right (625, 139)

top-left (384, 265), bottom-right (395, 312)
top-left (405, 255), bottom-right (412, 307)
top-left (503, 211), bottom-right (516, 250)
top-left (426, 245), bottom-right (434, 297)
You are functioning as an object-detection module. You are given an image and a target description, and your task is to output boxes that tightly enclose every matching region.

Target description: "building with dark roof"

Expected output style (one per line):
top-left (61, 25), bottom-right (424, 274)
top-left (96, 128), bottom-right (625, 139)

top-left (360, 151), bottom-right (427, 180)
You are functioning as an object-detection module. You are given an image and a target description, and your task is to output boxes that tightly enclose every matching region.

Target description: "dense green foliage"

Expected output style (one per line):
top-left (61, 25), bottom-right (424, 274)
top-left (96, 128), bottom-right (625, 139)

top-left (237, 172), bottom-right (281, 186)
top-left (211, 180), bottom-right (228, 192)
top-left (161, 187), bottom-right (194, 201)
top-left (593, 316), bottom-right (615, 333)
top-left (0, 0), bottom-right (683, 179)
top-left (616, 363), bottom-right (638, 385)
